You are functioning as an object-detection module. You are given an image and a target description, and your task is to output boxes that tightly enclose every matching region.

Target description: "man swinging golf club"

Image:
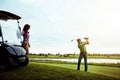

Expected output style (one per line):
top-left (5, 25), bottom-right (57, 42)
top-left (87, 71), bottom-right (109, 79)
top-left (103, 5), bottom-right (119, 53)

top-left (72, 37), bottom-right (89, 72)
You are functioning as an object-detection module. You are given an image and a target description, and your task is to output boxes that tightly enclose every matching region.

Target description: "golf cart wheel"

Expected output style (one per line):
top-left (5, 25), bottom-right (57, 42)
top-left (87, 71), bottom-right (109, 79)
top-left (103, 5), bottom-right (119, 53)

top-left (18, 56), bottom-right (29, 66)
top-left (2, 57), bottom-right (15, 70)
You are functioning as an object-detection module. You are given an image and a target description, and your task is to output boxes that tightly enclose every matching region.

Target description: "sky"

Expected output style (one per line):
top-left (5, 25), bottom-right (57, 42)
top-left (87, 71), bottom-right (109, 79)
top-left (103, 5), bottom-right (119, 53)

top-left (0, 0), bottom-right (120, 54)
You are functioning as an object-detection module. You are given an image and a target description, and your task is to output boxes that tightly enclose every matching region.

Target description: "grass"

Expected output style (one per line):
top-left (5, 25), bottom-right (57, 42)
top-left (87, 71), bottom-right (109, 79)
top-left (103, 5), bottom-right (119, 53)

top-left (0, 61), bottom-right (120, 80)
top-left (38, 62), bottom-right (120, 78)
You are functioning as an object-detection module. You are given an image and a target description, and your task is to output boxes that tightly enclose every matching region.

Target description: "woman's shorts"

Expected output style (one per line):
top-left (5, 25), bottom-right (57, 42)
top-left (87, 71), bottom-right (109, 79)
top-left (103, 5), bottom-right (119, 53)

top-left (22, 41), bottom-right (29, 49)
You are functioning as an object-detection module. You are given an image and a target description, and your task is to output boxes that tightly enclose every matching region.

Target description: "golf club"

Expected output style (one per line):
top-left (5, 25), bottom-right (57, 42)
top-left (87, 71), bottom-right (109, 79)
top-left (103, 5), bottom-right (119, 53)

top-left (71, 37), bottom-right (89, 42)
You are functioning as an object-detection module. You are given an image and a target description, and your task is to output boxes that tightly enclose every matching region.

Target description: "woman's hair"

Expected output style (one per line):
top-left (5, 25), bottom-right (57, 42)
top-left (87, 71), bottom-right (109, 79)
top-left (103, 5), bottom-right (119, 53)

top-left (23, 24), bottom-right (30, 33)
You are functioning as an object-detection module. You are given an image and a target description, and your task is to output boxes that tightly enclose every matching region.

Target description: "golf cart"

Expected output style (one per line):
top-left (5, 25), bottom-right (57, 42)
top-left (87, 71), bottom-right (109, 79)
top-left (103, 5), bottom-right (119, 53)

top-left (0, 10), bottom-right (29, 70)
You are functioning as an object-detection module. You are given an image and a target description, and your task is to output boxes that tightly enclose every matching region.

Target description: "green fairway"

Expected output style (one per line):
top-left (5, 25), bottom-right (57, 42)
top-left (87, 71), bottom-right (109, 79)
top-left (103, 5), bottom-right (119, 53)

top-left (38, 62), bottom-right (120, 79)
top-left (0, 62), bottom-right (119, 80)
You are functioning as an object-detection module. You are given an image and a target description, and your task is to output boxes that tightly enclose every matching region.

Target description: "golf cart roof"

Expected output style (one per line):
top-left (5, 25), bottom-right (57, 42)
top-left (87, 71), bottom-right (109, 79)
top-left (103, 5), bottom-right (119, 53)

top-left (0, 10), bottom-right (21, 20)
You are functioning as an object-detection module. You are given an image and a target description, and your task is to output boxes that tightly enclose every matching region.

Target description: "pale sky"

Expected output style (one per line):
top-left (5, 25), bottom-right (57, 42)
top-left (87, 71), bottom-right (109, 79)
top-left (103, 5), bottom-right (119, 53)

top-left (1, 0), bottom-right (120, 54)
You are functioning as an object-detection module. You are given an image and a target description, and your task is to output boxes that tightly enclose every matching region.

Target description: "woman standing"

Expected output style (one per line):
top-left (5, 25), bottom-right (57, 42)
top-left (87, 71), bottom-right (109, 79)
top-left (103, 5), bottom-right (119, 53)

top-left (21, 24), bottom-right (30, 55)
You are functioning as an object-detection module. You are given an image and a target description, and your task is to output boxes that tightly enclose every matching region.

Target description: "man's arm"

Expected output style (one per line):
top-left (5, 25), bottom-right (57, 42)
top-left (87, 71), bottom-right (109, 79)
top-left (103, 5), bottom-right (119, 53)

top-left (84, 37), bottom-right (89, 45)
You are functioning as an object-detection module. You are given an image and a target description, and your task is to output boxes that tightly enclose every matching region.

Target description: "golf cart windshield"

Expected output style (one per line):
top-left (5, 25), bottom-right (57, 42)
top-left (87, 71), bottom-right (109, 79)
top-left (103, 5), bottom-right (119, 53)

top-left (0, 20), bottom-right (21, 45)
top-left (0, 10), bottom-right (22, 45)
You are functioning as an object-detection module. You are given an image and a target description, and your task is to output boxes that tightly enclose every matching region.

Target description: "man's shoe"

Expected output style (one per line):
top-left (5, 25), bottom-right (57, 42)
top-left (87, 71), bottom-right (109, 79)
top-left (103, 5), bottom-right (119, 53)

top-left (77, 68), bottom-right (80, 70)
top-left (84, 70), bottom-right (87, 72)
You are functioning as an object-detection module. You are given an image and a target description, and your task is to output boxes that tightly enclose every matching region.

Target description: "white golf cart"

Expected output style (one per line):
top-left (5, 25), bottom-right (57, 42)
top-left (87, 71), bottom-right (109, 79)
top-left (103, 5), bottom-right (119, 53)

top-left (0, 10), bottom-right (29, 70)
